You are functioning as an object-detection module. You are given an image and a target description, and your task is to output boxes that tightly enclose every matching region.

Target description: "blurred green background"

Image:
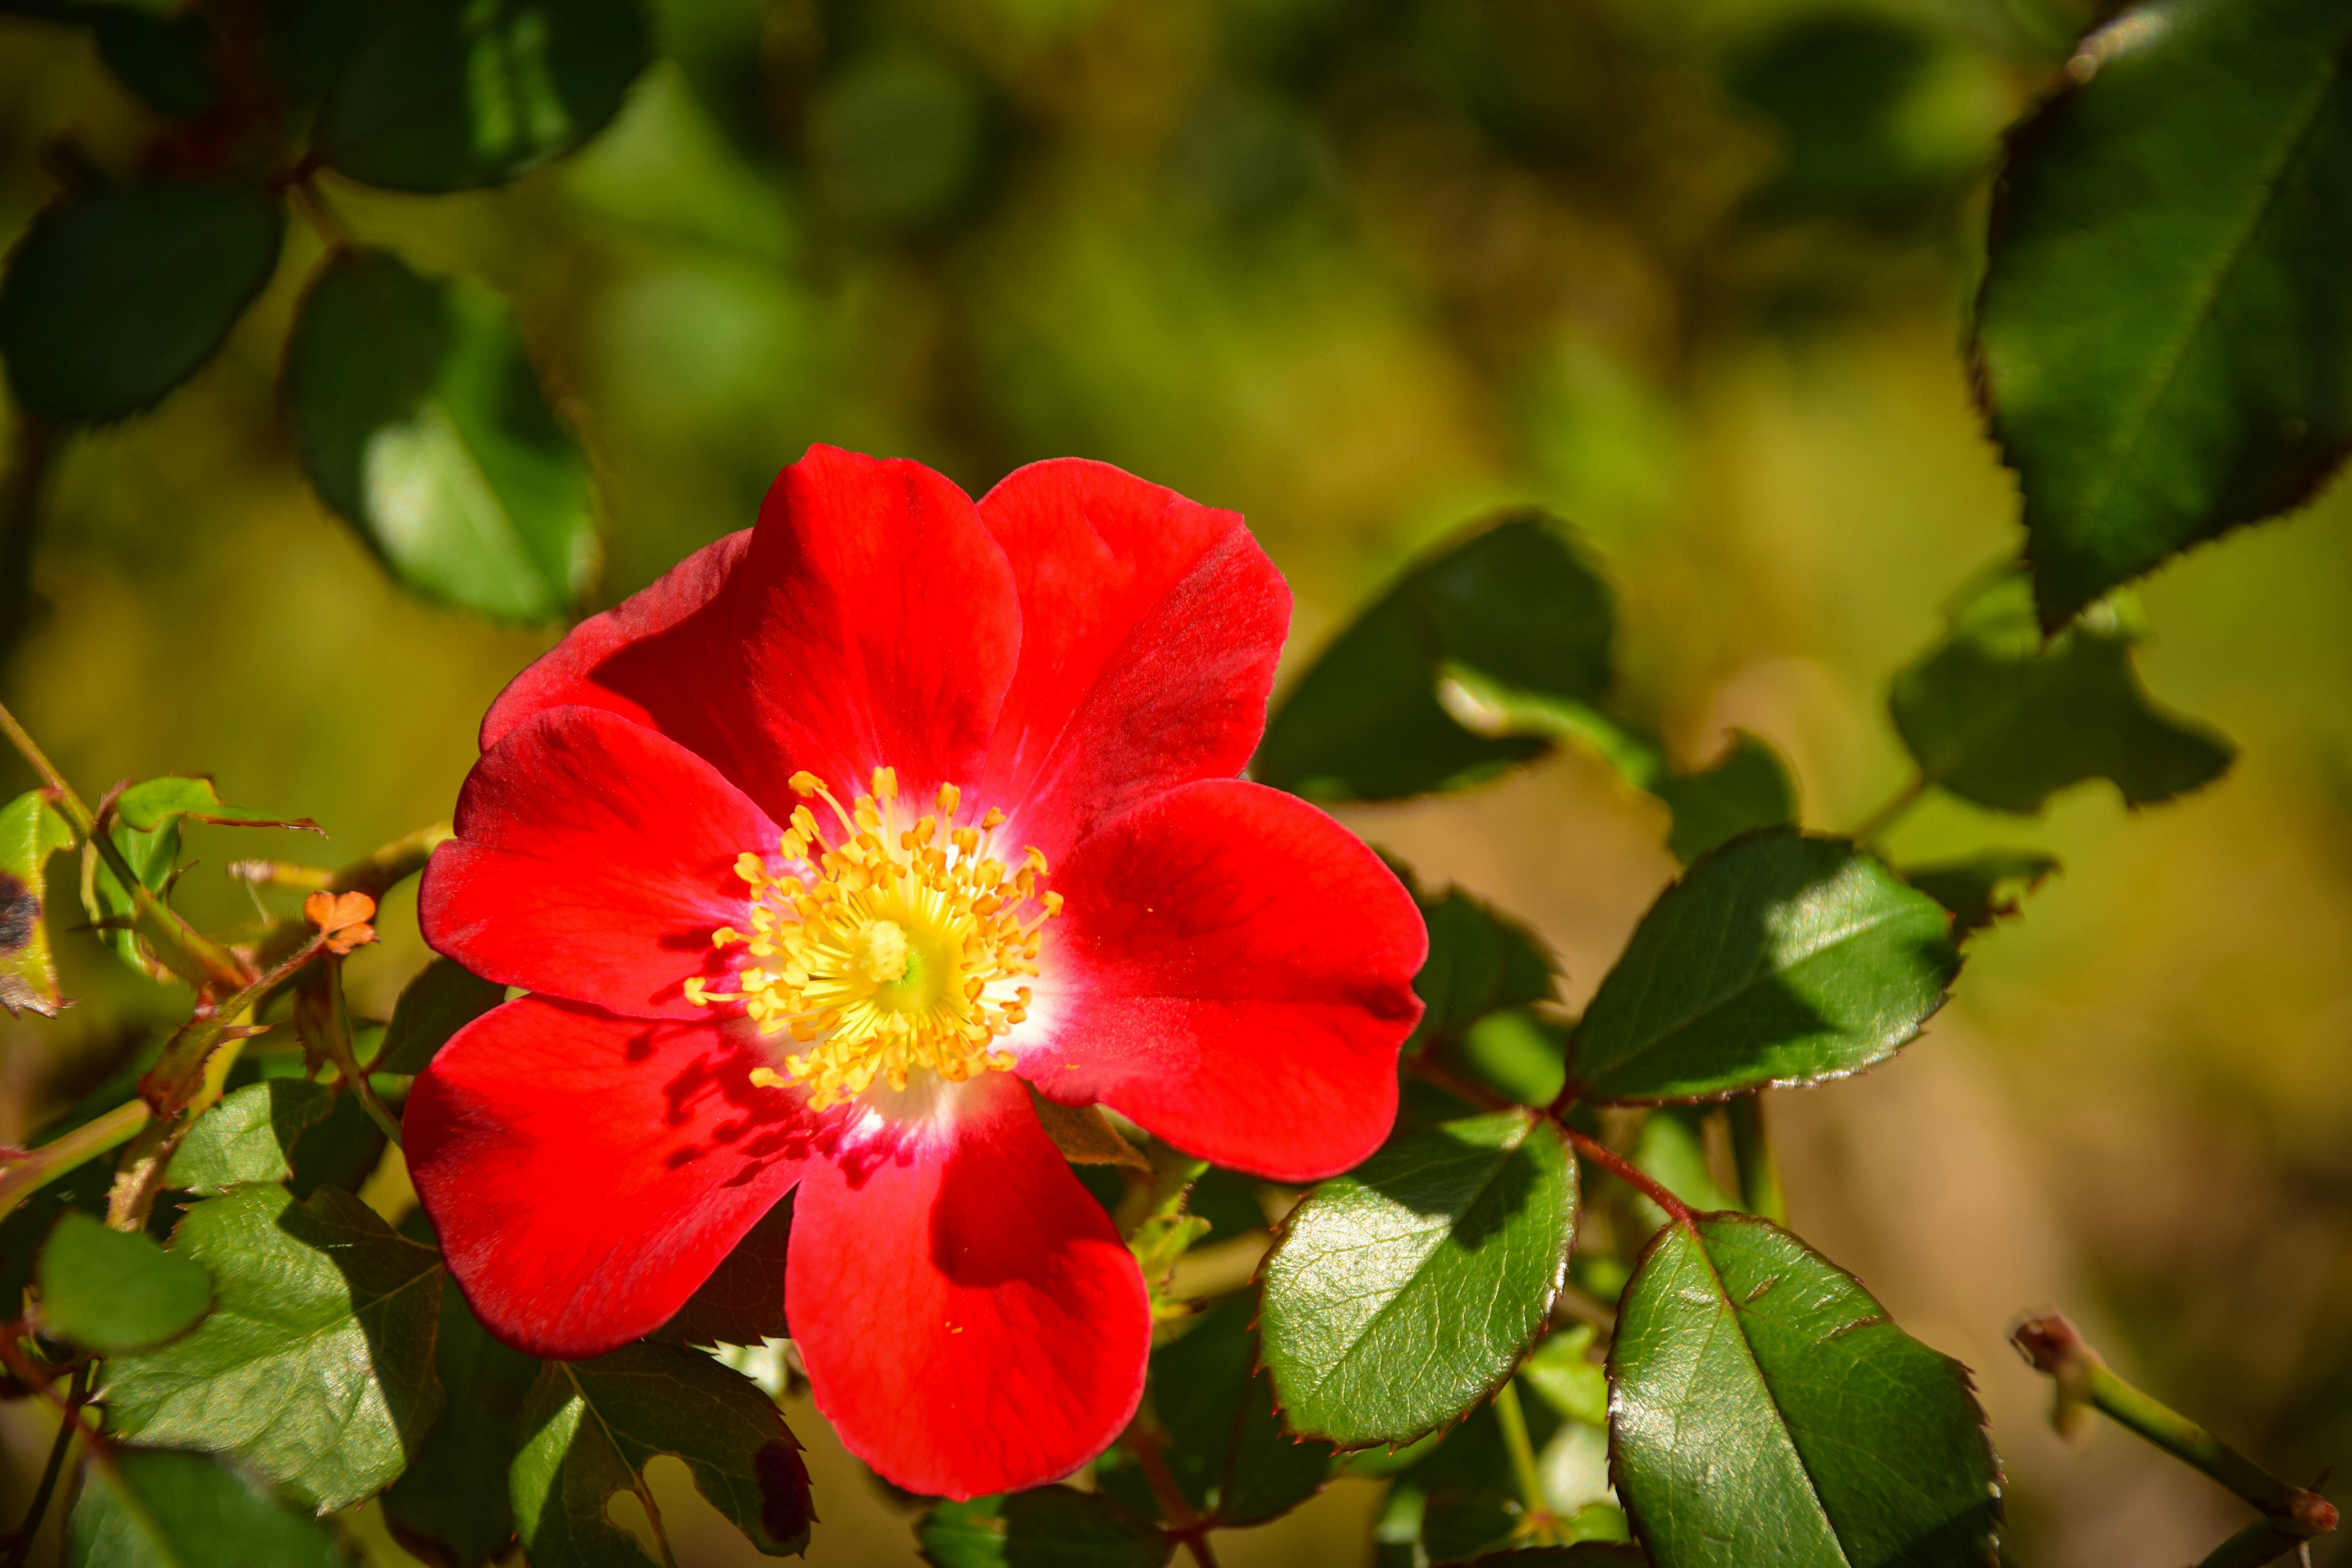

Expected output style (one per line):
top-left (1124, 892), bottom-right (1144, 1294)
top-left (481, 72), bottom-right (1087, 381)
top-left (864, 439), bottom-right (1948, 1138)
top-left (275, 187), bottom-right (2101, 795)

top-left (3, 0), bottom-right (2350, 1562)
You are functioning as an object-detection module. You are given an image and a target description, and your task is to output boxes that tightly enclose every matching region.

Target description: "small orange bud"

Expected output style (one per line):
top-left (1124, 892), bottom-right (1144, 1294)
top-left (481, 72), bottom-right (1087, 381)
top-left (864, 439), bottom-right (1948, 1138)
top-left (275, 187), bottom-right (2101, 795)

top-left (303, 890), bottom-right (379, 956)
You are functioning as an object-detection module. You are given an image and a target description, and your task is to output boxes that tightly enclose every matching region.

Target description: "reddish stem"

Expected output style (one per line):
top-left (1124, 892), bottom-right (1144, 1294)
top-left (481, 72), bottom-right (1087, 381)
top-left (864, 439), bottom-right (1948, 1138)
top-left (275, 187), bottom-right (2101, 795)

top-left (1561, 1126), bottom-right (1693, 1225)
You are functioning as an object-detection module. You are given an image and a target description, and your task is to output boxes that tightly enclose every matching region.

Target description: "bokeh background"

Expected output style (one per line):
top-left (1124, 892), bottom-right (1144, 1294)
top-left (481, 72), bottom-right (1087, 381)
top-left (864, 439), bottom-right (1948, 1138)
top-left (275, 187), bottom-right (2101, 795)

top-left (3, 0), bottom-right (2349, 1563)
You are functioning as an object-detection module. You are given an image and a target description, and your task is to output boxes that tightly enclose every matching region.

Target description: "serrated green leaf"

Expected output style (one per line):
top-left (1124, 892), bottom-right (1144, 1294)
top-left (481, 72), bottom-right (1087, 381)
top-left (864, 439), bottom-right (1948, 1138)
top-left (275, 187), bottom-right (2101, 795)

top-left (510, 1341), bottom-right (813, 1567)
top-left (1409, 885), bottom-right (1559, 1057)
top-left (1653, 733), bottom-right (1798, 865)
top-left (105, 1185), bottom-right (445, 1510)
top-left (919, 1487), bottom-right (1171, 1568)
top-left (1905, 850), bottom-right (2061, 938)
top-left (383, 1284), bottom-right (542, 1568)
top-left (1151, 1291), bottom-right (1333, 1526)
top-left (36, 1211), bottom-right (210, 1352)
top-left (0, 787), bottom-right (75, 1017)
top-left (67, 1447), bottom-right (353, 1568)
top-left (285, 247), bottom-right (600, 622)
top-left (1974, 0), bottom-right (2352, 623)
top-left (1609, 1214), bottom-right (2000, 1568)
top-left (1889, 571), bottom-right (2231, 815)
top-left (313, 0), bottom-right (650, 192)
top-left (1256, 513), bottom-right (1615, 801)
top-left (1566, 829), bottom-right (1958, 1104)
top-left (1261, 1110), bottom-right (1576, 1447)
top-left (376, 957), bottom-right (505, 1074)
top-left (0, 181), bottom-right (282, 423)
top-left (165, 1080), bottom-right (336, 1196)
top-left (655, 1192), bottom-right (791, 1349)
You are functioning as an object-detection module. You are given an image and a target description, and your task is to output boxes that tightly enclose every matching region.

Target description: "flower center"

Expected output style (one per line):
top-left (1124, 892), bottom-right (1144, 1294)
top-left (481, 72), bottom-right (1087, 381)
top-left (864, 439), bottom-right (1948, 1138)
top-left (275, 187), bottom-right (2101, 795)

top-left (685, 767), bottom-right (1060, 1111)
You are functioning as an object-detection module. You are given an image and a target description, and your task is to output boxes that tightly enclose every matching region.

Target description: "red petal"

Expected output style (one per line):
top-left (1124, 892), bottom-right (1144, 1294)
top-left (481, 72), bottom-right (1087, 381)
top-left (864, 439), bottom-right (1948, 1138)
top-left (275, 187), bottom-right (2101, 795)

top-left (480, 447), bottom-right (1019, 821)
top-left (1025, 780), bottom-right (1425, 1182)
top-left (407, 997), bottom-right (826, 1358)
top-left (786, 1074), bottom-right (1150, 1499)
top-left (421, 706), bottom-right (774, 1019)
top-left (977, 459), bottom-right (1289, 859)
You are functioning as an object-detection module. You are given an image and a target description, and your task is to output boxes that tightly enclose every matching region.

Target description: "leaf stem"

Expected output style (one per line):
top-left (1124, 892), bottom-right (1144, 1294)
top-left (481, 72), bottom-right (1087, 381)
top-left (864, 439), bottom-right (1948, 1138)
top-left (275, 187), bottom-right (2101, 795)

top-left (1123, 1417), bottom-right (1220, 1568)
top-left (2013, 1315), bottom-right (2337, 1540)
top-left (1404, 1051), bottom-right (1515, 1113)
top-left (0, 1099), bottom-right (151, 1223)
top-left (318, 958), bottom-right (402, 1148)
top-left (1562, 1125), bottom-right (1692, 1225)
top-left (1491, 1379), bottom-right (1551, 1529)
top-left (1852, 774), bottom-right (1928, 848)
top-left (2193, 1517), bottom-right (2320, 1568)
top-left (1728, 1094), bottom-right (1789, 1225)
top-left (2, 1360), bottom-right (88, 1568)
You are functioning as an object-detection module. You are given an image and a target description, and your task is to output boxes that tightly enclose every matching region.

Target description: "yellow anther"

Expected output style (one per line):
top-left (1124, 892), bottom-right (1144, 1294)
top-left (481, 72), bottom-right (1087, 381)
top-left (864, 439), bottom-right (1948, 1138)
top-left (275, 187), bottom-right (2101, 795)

top-left (937, 783), bottom-right (961, 817)
top-left (980, 808), bottom-right (1005, 829)
top-left (873, 767), bottom-right (898, 800)
top-left (789, 771), bottom-right (823, 796)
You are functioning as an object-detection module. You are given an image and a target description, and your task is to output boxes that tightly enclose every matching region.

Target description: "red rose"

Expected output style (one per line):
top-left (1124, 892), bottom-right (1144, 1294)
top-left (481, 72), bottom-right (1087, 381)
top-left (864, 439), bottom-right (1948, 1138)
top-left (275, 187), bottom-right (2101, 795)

top-left (405, 447), bottom-right (1425, 1499)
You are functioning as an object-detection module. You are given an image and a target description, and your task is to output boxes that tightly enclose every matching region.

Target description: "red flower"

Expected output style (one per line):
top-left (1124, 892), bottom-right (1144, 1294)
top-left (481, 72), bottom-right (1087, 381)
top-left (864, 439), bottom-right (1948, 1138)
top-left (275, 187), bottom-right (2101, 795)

top-left (405, 447), bottom-right (1425, 1499)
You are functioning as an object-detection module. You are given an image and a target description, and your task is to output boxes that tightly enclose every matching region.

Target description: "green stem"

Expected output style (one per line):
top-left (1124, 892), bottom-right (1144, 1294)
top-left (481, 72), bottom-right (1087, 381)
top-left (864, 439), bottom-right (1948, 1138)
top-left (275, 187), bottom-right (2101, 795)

top-left (1852, 774), bottom-right (1927, 848)
top-left (0, 1099), bottom-right (151, 1223)
top-left (249, 821), bottom-right (451, 971)
top-left (1728, 1094), bottom-right (1788, 1225)
top-left (1493, 1379), bottom-right (1548, 1522)
top-left (2193, 1518), bottom-right (2313, 1568)
top-left (318, 959), bottom-right (402, 1148)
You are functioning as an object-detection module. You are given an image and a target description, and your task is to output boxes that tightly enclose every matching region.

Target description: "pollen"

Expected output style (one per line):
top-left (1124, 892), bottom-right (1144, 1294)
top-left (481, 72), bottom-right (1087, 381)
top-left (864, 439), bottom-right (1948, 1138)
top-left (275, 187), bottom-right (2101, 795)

top-left (687, 768), bottom-right (1059, 1110)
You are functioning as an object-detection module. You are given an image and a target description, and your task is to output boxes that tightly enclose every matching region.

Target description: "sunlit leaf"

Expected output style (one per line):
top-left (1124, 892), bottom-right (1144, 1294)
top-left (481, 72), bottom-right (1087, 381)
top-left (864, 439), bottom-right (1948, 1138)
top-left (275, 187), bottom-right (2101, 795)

top-left (919, 1488), bottom-right (1170, 1568)
top-left (105, 1185), bottom-right (445, 1510)
top-left (36, 1211), bottom-right (210, 1352)
top-left (1261, 1109), bottom-right (1575, 1447)
top-left (0, 181), bottom-right (282, 423)
top-left (1610, 1214), bottom-right (1999, 1567)
top-left (66, 1447), bottom-right (352, 1568)
top-left (165, 1080), bottom-right (336, 1196)
top-left (0, 788), bottom-right (75, 1017)
top-left (314, 0), bottom-right (651, 191)
top-left (1975, 0), bottom-right (2352, 623)
top-left (1566, 829), bottom-right (1958, 1104)
top-left (286, 247), bottom-right (600, 622)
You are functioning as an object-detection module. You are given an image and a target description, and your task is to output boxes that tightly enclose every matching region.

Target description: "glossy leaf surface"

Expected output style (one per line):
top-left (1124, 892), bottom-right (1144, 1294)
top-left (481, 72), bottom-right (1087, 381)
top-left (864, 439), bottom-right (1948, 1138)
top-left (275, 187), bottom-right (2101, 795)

top-left (166, 1080), bottom-right (336, 1196)
top-left (36, 1210), bottom-right (211, 1352)
top-left (0, 182), bottom-right (282, 423)
top-left (67, 1447), bottom-right (352, 1568)
top-left (286, 247), bottom-right (600, 622)
top-left (313, 0), bottom-right (650, 191)
top-left (1975, 0), bottom-right (2352, 622)
top-left (1889, 571), bottom-right (2231, 815)
top-left (1610, 1214), bottom-right (1999, 1567)
top-left (1256, 513), bottom-right (1615, 801)
top-left (919, 1487), bottom-right (1172, 1568)
top-left (1567, 829), bottom-right (1958, 1104)
top-left (0, 787), bottom-right (75, 1017)
top-left (508, 1341), bottom-right (814, 1567)
top-left (105, 1186), bottom-right (446, 1510)
top-left (1261, 1110), bottom-right (1575, 1447)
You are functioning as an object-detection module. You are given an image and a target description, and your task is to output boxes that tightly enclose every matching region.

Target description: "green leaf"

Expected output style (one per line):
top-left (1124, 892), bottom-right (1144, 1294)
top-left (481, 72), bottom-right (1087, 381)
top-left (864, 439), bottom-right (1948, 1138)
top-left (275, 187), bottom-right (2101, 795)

top-left (1409, 883), bottom-right (1559, 1055)
top-left (165, 1080), bottom-right (336, 1196)
top-left (1150, 1291), bottom-right (1333, 1526)
top-left (36, 1211), bottom-right (211, 1352)
top-left (1888, 570), bottom-right (2231, 815)
top-left (919, 1488), bottom-right (1171, 1568)
top-left (383, 1284), bottom-right (542, 1568)
top-left (313, 0), bottom-right (651, 192)
top-left (285, 247), bottom-right (601, 622)
top-left (656, 1192), bottom-right (791, 1349)
top-left (105, 1185), bottom-right (446, 1510)
top-left (1261, 1110), bottom-right (1576, 1447)
top-left (509, 1341), bottom-right (814, 1567)
top-left (1973, 0), bottom-right (2352, 624)
top-left (1608, 1214), bottom-right (2000, 1567)
top-left (1905, 850), bottom-right (2061, 938)
top-left (67, 1447), bottom-right (353, 1568)
top-left (1368, 1388), bottom-right (1563, 1565)
top-left (91, 6), bottom-right (221, 119)
top-left (376, 957), bottom-right (505, 1074)
top-left (0, 787), bottom-right (76, 1017)
top-left (1566, 829), bottom-right (1959, 1104)
top-left (1653, 733), bottom-right (1798, 865)
top-left (80, 777), bottom-right (318, 981)
top-left (1520, 1325), bottom-right (1610, 1430)
top-left (1458, 1548), bottom-right (1646, 1566)
top-left (1459, 1009), bottom-right (1570, 1107)
top-left (110, 776), bottom-right (318, 834)
top-left (1632, 1107), bottom-right (1740, 1221)
top-left (1256, 512), bottom-right (1616, 801)
top-left (0, 181), bottom-right (282, 423)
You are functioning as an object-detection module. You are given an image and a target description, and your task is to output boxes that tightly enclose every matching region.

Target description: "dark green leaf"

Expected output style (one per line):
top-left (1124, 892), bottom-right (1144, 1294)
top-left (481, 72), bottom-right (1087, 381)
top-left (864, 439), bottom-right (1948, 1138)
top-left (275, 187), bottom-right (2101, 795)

top-left (313, 0), bottom-right (650, 191)
top-left (165, 1080), bottom-right (336, 1196)
top-left (286, 1090), bottom-right (388, 1200)
top-left (1974, 0), bottom-right (2352, 624)
top-left (67, 1447), bottom-right (353, 1568)
top-left (1152, 1291), bottom-right (1333, 1526)
top-left (285, 247), bottom-right (600, 622)
top-left (656, 1192), bottom-right (791, 1348)
top-left (105, 1185), bottom-right (445, 1510)
top-left (509, 1341), bottom-right (813, 1567)
top-left (383, 1285), bottom-right (542, 1568)
top-left (1609, 1214), bottom-right (1999, 1567)
top-left (1566, 829), bottom-right (1958, 1104)
top-left (1653, 734), bottom-right (1797, 864)
top-left (1256, 512), bottom-right (1615, 801)
top-left (919, 1487), bottom-right (1171, 1568)
top-left (1370, 1389), bottom-right (1562, 1565)
top-left (92, 7), bottom-right (220, 119)
top-left (36, 1211), bottom-right (210, 1352)
top-left (1261, 1110), bottom-right (1576, 1447)
top-left (0, 787), bottom-right (75, 1017)
top-left (1409, 885), bottom-right (1559, 1056)
top-left (376, 957), bottom-right (505, 1074)
top-left (1888, 570), bottom-right (2231, 814)
top-left (0, 181), bottom-right (282, 423)
top-left (1905, 850), bottom-right (2061, 937)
